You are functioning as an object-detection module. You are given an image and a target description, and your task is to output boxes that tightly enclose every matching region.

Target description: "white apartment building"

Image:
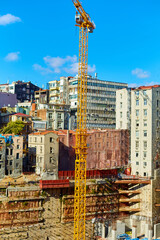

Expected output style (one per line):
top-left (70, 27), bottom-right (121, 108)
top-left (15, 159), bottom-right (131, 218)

top-left (116, 88), bottom-right (131, 130)
top-left (28, 131), bottom-right (59, 178)
top-left (69, 75), bottom-right (128, 129)
top-left (131, 85), bottom-right (160, 177)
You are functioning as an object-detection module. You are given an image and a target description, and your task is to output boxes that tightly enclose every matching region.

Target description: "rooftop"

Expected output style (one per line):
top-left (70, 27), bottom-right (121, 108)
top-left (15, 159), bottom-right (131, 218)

top-left (134, 85), bottom-right (160, 90)
top-left (13, 113), bottom-right (31, 117)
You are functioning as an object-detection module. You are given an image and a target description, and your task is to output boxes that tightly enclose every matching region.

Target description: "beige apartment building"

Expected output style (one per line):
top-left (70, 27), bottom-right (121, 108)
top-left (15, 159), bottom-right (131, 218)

top-left (116, 88), bottom-right (131, 130)
top-left (131, 85), bottom-right (160, 177)
top-left (28, 131), bottom-right (59, 178)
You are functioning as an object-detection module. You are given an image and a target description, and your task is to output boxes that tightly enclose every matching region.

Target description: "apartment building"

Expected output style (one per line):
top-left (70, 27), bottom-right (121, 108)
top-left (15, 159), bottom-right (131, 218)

top-left (35, 89), bottom-right (49, 104)
top-left (28, 131), bottom-right (59, 178)
top-left (69, 75), bottom-right (128, 129)
top-left (0, 135), bottom-right (23, 178)
top-left (131, 85), bottom-right (160, 177)
top-left (30, 103), bottom-right (70, 130)
top-left (49, 80), bottom-right (60, 104)
top-left (116, 88), bottom-right (131, 130)
top-left (0, 81), bottom-right (40, 102)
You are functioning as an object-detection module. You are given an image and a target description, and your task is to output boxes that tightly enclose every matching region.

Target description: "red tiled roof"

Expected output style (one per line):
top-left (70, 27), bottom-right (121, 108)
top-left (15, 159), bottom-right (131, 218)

top-left (134, 85), bottom-right (160, 90)
top-left (13, 113), bottom-right (31, 117)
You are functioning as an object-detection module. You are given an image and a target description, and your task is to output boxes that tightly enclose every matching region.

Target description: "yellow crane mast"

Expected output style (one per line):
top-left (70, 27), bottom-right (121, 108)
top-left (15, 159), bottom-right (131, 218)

top-left (72, 1), bottom-right (95, 239)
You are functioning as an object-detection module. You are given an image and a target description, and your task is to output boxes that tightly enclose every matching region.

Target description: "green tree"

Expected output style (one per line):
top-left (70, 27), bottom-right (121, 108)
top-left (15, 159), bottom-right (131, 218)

top-left (0, 120), bottom-right (25, 135)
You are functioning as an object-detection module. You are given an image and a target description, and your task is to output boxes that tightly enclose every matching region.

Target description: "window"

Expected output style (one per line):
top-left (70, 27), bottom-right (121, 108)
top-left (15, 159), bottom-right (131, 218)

top-left (136, 110), bottom-right (139, 117)
top-left (136, 162), bottom-right (139, 165)
top-left (135, 141), bottom-right (139, 148)
top-left (40, 157), bottom-right (42, 163)
top-left (143, 90), bottom-right (147, 95)
top-left (40, 137), bottom-right (42, 143)
top-left (144, 109), bottom-right (147, 116)
top-left (16, 153), bottom-right (19, 159)
top-left (144, 141), bottom-right (147, 148)
top-left (120, 102), bottom-right (122, 108)
top-left (157, 100), bottom-right (159, 108)
top-left (10, 149), bottom-right (13, 155)
top-left (144, 130), bottom-right (147, 137)
top-left (144, 99), bottom-right (147, 105)
top-left (50, 137), bottom-right (54, 143)
top-left (0, 155), bottom-right (1, 160)
top-left (34, 137), bottom-right (37, 142)
top-left (57, 113), bottom-right (61, 119)
top-left (49, 113), bottom-right (53, 119)
top-left (136, 130), bottom-right (139, 138)
top-left (10, 170), bottom-right (12, 175)
top-left (136, 120), bottom-right (139, 127)
top-left (50, 157), bottom-right (53, 163)
top-left (157, 110), bottom-right (159, 117)
top-left (136, 152), bottom-right (139, 157)
top-left (50, 147), bottom-right (54, 153)
top-left (144, 152), bottom-right (147, 158)
top-left (135, 91), bottom-right (139, 96)
top-left (144, 172), bottom-right (147, 176)
top-left (10, 161), bottom-right (13, 166)
top-left (144, 120), bottom-right (147, 127)
top-left (17, 139), bottom-right (20, 143)
top-left (120, 121), bottom-right (122, 128)
top-left (136, 100), bottom-right (139, 106)
top-left (17, 145), bottom-right (20, 149)
top-left (6, 149), bottom-right (9, 155)
top-left (40, 146), bottom-right (43, 154)
top-left (136, 171), bottom-right (139, 175)
top-left (143, 162), bottom-right (147, 166)
top-left (120, 94), bottom-right (122, 99)
top-left (16, 163), bottom-right (19, 168)
top-left (98, 142), bottom-right (100, 148)
top-left (120, 112), bottom-right (122, 118)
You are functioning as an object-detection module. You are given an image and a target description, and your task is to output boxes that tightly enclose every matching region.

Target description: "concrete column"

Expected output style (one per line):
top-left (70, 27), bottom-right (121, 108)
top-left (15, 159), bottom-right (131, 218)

top-left (154, 224), bottom-right (157, 239)
top-left (112, 224), bottom-right (116, 240)
top-left (148, 225), bottom-right (153, 240)
top-left (102, 223), bottom-right (105, 238)
top-left (132, 220), bottom-right (137, 239)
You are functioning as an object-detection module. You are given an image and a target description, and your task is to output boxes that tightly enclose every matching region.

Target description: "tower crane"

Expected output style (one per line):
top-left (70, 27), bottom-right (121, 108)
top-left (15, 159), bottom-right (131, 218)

top-left (72, 1), bottom-right (95, 239)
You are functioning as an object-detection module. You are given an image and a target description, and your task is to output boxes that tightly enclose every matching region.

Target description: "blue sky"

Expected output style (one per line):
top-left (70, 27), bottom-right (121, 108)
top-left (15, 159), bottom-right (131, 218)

top-left (0, 0), bottom-right (160, 88)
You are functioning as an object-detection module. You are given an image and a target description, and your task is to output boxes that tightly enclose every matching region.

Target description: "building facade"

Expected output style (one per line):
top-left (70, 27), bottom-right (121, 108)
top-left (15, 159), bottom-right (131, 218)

top-left (116, 88), bottom-right (131, 130)
top-left (131, 85), bottom-right (160, 177)
top-left (0, 135), bottom-right (23, 178)
top-left (69, 75), bottom-right (128, 129)
top-left (0, 92), bottom-right (17, 108)
top-left (0, 81), bottom-right (40, 102)
top-left (28, 132), bottom-right (59, 178)
top-left (35, 89), bottom-right (49, 104)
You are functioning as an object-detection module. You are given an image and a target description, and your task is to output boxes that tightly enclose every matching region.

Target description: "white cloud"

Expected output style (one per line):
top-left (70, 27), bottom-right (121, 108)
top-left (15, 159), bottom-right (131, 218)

top-left (0, 14), bottom-right (21, 26)
top-left (43, 55), bottom-right (77, 73)
top-left (34, 55), bottom-right (96, 75)
top-left (131, 68), bottom-right (150, 79)
top-left (64, 62), bottom-right (96, 74)
top-left (33, 64), bottom-right (53, 75)
top-left (5, 52), bottom-right (20, 61)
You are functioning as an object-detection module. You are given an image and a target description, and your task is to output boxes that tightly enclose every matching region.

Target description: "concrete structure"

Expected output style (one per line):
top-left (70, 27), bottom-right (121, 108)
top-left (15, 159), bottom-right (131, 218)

top-left (69, 75), bottom-right (128, 129)
top-left (28, 131), bottom-right (59, 177)
top-left (56, 129), bottom-right (129, 171)
top-left (131, 85), bottom-right (160, 177)
top-left (0, 135), bottom-right (23, 178)
top-left (0, 92), bottom-right (17, 108)
top-left (116, 88), bottom-right (131, 130)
